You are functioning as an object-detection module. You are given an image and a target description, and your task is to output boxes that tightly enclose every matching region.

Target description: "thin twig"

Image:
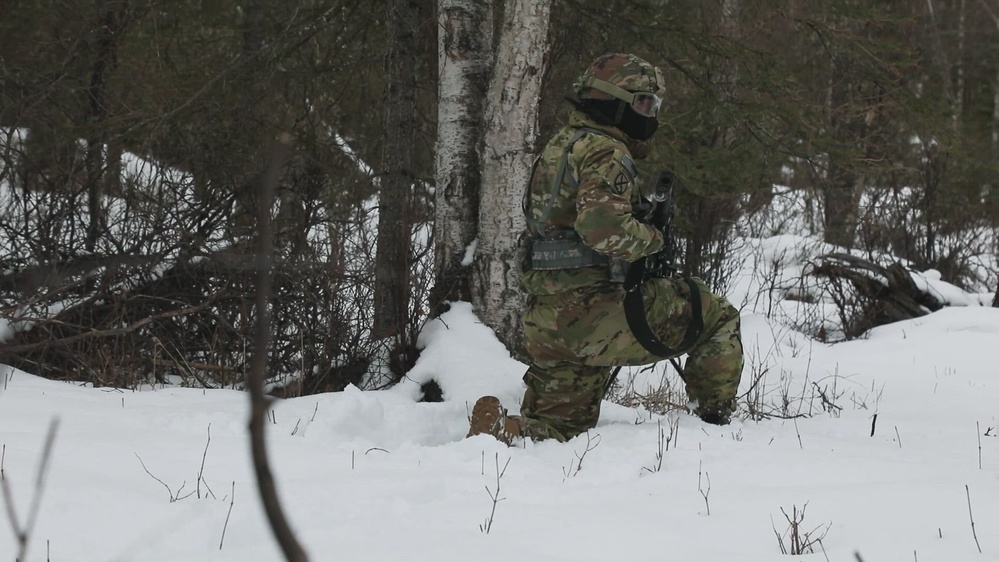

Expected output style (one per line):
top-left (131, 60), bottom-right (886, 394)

top-left (135, 453), bottom-right (193, 502)
top-left (642, 418), bottom-right (667, 474)
top-left (966, 484), bottom-right (982, 553)
top-left (1, 418), bottom-right (60, 562)
top-left (219, 481), bottom-right (235, 550)
top-left (197, 424), bottom-right (216, 499)
top-left (977, 421), bottom-right (982, 470)
top-left (698, 462), bottom-right (711, 516)
top-left (562, 431), bottom-right (601, 479)
top-left (479, 454), bottom-right (510, 534)
top-left (1, 457), bottom-right (22, 545)
top-left (772, 514), bottom-right (788, 554)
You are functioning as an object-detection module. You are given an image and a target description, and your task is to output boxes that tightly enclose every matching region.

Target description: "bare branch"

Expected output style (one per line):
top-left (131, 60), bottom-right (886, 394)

top-left (246, 133), bottom-right (309, 562)
top-left (1, 418), bottom-right (59, 562)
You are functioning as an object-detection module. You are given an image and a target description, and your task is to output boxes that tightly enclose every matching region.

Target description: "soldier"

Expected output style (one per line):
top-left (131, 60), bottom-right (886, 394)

top-left (467, 53), bottom-right (744, 444)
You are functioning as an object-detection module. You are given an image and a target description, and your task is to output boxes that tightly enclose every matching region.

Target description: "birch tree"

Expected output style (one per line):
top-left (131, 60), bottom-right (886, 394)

top-left (431, 0), bottom-right (493, 312)
top-left (473, 0), bottom-right (552, 351)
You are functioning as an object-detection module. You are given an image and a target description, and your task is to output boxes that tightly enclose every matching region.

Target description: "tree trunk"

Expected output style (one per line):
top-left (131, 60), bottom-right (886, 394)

top-left (823, 160), bottom-right (862, 249)
top-left (230, 0), bottom-right (266, 238)
top-left (823, 37), bottom-right (865, 250)
top-left (955, 0), bottom-right (966, 135)
top-left (430, 0), bottom-right (494, 313)
top-left (473, 0), bottom-right (552, 351)
top-left (83, 0), bottom-right (121, 251)
top-left (993, 56), bottom-right (999, 203)
top-left (988, 0), bottom-right (999, 206)
top-left (925, 0), bottom-right (957, 119)
top-left (372, 0), bottom-right (420, 366)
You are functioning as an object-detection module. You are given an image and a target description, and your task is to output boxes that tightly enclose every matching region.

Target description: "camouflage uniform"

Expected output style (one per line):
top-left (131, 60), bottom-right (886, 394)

top-left (467, 53), bottom-right (744, 444)
top-left (518, 55), bottom-right (744, 442)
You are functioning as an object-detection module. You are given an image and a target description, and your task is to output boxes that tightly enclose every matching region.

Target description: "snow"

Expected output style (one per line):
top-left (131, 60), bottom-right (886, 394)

top-left (1, 158), bottom-right (998, 560)
top-left (2, 255), bottom-right (998, 562)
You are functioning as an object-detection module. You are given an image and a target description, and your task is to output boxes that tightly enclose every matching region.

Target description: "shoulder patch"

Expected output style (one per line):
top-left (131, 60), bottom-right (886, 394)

top-left (608, 149), bottom-right (638, 195)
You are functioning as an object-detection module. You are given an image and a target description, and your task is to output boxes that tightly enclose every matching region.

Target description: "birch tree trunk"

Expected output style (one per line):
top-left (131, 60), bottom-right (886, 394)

top-left (431, 0), bottom-right (493, 313)
top-left (473, 0), bottom-right (552, 351)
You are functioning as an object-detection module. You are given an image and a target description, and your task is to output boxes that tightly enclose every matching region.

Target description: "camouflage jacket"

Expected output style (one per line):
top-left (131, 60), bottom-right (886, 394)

top-left (522, 111), bottom-right (665, 296)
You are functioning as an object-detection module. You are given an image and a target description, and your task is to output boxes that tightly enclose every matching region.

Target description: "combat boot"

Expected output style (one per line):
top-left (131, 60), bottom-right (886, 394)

top-left (466, 396), bottom-right (521, 445)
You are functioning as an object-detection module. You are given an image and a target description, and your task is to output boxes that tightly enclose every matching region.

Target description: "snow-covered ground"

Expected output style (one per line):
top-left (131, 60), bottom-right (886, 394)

top-left (2, 141), bottom-right (997, 561)
top-left (2, 243), bottom-right (998, 562)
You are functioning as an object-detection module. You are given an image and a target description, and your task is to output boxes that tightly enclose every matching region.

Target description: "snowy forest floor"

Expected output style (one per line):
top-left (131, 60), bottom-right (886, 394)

top-left (1, 232), bottom-right (998, 562)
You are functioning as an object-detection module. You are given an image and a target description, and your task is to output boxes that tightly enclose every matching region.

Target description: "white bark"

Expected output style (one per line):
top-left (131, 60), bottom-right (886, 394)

top-left (433, 0), bottom-right (493, 308)
top-left (473, 0), bottom-right (552, 350)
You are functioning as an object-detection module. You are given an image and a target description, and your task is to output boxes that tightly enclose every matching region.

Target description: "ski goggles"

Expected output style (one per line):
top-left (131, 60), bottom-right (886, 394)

top-left (581, 76), bottom-right (663, 118)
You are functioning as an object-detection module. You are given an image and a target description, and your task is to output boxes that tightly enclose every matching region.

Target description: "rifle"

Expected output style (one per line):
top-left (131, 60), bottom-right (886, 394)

top-left (621, 168), bottom-right (703, 358)
top-left (645, 169), bottom-right (678, 279)
top-left (607, 169), bottom-right (702, 394)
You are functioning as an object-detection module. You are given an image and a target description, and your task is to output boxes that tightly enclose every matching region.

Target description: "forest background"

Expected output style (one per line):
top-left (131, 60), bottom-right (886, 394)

top-left (2, 0), bottom-right (998, 398)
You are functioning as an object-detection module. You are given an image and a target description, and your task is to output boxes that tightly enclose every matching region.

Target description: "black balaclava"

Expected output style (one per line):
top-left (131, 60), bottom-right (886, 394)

top-left (617, 104), bottom-right (659, 141)
top-left (575, 98), bottom-right (659, 141)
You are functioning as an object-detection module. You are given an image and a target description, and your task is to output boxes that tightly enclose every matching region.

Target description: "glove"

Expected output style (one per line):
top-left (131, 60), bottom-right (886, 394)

top-left (695, 400), bottom-right (735, 425)
top-left (698, 411), bottom-right (731, 426)
top-left (651, 201), bottom-right (671, 230)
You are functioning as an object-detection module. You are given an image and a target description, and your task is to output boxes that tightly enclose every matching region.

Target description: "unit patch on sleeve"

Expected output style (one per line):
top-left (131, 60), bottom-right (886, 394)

top-left (608, 149), bottom-right (638, 195)
top-left (612, 169), bottom-right (631, 193)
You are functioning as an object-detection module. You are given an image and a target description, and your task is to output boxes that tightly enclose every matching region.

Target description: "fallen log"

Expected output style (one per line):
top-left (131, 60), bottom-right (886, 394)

top-left (809, 253), bottom-right (946, 338)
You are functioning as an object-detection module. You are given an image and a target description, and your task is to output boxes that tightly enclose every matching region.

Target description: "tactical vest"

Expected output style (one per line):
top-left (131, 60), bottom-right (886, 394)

top-left (524, 126), bottom-right (704, 361)
top-left (524, 127), bottom-right (637, 273)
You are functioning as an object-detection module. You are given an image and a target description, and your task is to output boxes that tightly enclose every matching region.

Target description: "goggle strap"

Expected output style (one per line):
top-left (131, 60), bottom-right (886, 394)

top-left (582, 77), bottom-right (661, 117)
top-left (581, 76), bottom-right (637, 105)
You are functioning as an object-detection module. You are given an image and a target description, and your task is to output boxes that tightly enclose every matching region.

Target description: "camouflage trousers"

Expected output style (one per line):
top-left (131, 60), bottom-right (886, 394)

top-left (520, 276), bottom-right (743, 442)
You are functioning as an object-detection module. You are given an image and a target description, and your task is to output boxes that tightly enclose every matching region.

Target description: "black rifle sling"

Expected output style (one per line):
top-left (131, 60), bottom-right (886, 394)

top-left (623, 257), bottom-right (704, 358)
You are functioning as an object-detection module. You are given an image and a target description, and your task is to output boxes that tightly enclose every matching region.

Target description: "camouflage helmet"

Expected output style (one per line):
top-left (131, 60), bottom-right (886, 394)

top-left (573, 53), bottom-right (666, 117)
